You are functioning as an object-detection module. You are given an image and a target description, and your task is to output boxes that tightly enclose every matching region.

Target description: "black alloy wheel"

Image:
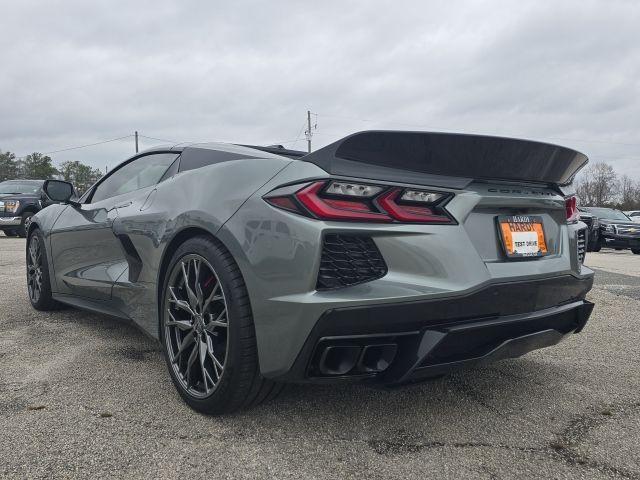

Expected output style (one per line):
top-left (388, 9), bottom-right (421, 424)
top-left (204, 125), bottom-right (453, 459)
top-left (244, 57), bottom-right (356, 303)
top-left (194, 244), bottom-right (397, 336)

top-left (164, 253), bottom-right (229, 399)
top-left (26, 229), bottom-right (60, 311)
top-left (26, 233), bottom-right (43, 305)
top-left (161, 235), bottom-right (283, 414)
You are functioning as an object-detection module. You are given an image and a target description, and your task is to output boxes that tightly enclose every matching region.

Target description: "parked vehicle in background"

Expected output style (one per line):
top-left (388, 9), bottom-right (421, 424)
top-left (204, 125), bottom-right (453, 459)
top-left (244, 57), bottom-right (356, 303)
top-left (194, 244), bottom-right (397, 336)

top-left (624, 210), bottom-right (640, 223)
top-left (580, 207), bottom-right (640, 254)
top-left (0, 180), bottom-right (51, 237)
top-left (577, 210), bottom-right (600, 252)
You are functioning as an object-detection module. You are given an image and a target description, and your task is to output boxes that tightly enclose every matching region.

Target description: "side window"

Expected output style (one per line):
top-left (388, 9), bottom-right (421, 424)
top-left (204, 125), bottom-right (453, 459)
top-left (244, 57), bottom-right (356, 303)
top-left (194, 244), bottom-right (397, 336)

top-left (90, 153), bottom-right (179, 203)
top-left (159, 156), bottom-right (181, 183)
top-left (178, 148), bottom-right (247, 173)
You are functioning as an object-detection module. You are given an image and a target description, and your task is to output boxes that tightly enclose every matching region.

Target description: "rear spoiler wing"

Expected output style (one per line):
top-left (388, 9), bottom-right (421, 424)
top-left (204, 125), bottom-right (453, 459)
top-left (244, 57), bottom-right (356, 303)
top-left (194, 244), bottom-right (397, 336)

top-left (301, 131), bottom-right (588, 189)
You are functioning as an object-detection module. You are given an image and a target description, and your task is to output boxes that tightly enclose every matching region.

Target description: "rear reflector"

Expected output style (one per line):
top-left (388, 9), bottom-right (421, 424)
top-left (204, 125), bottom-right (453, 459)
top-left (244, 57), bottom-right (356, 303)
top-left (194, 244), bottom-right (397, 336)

top-left (265, 180), bottom-right (455, 224)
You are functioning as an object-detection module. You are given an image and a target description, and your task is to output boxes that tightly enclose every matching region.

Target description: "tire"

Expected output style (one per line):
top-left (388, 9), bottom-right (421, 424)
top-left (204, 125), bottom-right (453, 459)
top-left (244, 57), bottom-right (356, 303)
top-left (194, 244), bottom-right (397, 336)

top-left (632, 249), bottom-right (640, 255)
top-left (160, 235), bottom-right (282, 414)
top-left (18, 211), bottom-right (35, 238)
top-left (2, 230), bottom-right (18, 237)
top-left (26, 229), bottom-right (62, 311)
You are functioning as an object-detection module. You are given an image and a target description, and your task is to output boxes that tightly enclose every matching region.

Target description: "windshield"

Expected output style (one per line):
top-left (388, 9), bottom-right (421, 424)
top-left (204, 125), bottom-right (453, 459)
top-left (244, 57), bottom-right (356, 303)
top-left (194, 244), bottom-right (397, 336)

top-left (0, 182), bottom-right (42, 194)
top-left (582, 207), bottom-right (631, 221)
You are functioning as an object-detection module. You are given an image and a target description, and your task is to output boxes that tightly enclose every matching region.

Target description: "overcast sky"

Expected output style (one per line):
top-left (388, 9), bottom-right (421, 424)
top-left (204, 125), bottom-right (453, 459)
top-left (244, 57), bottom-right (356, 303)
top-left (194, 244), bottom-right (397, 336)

top-left (1, 0), bottom-right (639, 178)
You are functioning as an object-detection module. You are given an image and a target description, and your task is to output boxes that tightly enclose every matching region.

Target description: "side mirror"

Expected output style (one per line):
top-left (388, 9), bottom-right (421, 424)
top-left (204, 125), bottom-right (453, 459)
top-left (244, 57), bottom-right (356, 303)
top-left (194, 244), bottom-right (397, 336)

top-left (43, 180), bottom-right (77, 205)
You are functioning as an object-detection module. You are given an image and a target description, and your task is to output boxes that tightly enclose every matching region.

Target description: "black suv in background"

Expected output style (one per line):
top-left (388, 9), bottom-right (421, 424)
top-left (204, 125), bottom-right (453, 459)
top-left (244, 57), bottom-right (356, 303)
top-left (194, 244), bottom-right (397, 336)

top-left (578, 210), bottom-right (600, 252)
top-left (580, 207), bottom-right (640, 254)
top-left (0, 180), bottom-right (49, 237)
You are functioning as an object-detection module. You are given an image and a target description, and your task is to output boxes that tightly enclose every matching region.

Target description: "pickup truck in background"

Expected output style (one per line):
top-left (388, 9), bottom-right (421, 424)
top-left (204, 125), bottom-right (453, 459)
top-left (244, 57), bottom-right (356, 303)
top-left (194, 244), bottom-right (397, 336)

top-left (0, 180), bottom-right (51, 237)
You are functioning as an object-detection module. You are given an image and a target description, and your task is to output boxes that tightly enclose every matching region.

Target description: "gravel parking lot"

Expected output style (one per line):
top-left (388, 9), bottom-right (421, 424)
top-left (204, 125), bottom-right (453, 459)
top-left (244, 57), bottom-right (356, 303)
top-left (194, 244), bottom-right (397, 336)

top-left (1, 234), bottom-right (638, 480)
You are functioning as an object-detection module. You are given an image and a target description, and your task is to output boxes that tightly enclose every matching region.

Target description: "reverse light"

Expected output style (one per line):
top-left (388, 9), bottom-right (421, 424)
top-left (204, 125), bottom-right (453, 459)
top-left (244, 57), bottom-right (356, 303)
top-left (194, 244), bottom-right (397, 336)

top-left (400, 190), bottom-right (444, 203)
top-left (565, 196), bottom-right (578, 223)
top-left (325, 181), bottom-right (383, 198)
top-left (264, 180), bottom-right (455, 224)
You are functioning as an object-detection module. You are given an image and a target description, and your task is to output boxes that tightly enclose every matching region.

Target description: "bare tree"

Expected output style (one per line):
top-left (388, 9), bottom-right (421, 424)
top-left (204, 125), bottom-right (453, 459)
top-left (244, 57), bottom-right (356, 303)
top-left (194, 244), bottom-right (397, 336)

top-left (618, 175), bottom-right (640, 210)
top-left (576, 162), bottom-right (619, 206)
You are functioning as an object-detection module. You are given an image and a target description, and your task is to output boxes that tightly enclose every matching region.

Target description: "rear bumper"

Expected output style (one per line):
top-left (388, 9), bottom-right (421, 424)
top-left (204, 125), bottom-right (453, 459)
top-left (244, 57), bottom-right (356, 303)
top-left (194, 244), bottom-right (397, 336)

top-left (277, 275), bottom-right (594, 383)
top-left (0, 216), bottom-right (21, 226)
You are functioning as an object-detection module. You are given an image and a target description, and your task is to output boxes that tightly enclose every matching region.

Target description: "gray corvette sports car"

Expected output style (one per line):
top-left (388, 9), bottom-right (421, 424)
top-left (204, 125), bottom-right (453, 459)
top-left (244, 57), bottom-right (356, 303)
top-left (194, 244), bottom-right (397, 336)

top-left (27, 131), bottom-right (594, 414)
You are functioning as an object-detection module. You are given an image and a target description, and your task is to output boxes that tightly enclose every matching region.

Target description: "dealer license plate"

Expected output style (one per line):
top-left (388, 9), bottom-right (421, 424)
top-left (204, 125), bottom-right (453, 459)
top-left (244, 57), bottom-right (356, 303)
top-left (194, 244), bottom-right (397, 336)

top-left (497, 215), bottom-right (548, 259)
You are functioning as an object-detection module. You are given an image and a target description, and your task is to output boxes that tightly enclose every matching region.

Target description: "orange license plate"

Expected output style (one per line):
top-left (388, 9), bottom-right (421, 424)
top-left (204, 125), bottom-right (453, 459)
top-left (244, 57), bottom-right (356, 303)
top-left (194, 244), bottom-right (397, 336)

top-left (497, 215), bottom-right (548, 258)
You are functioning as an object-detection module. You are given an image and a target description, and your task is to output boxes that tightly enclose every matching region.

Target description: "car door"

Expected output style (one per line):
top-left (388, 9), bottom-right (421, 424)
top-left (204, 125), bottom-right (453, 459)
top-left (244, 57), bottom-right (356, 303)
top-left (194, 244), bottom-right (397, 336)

top-left (48, 152), bottom-right (179, 300)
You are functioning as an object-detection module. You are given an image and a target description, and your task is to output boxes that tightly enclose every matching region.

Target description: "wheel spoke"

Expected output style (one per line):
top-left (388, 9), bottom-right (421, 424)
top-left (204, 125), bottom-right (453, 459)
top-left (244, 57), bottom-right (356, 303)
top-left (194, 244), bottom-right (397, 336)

top-left (172, 331), bottom-right (195, 363)
top-left (166, 310), bottom-right (192, 331)
top-left (205, 309), bottom-right (228, 332)
top-left (29, 240), bottom-right (39, 266)
top-left (181, 261), bottom-right (199, 311)
top-left (202, 283), bottom-right (222, 313)
top-left (193, 259), bottom-right (204, 310)
top-left (206, 335), bottom-right (224, 379)
top-left (199, 338), bottom-right (210, 393)
top-left (185, 343), bottom-right (198, 388)
top-left (168, 287), bottom-right (194, 316)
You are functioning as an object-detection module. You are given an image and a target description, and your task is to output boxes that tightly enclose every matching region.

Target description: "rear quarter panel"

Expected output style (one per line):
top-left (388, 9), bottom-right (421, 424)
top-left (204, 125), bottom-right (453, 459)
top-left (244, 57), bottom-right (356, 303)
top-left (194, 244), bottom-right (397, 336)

top-left (111, 156), bottom-right (292, 337)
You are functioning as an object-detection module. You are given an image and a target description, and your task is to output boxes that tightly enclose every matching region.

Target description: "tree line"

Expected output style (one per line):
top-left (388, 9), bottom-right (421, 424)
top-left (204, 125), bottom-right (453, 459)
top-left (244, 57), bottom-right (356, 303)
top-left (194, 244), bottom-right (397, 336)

top-left (0, 150), bottom-right (103, 195)
top-left (576, 162), bottom-right (640, 210)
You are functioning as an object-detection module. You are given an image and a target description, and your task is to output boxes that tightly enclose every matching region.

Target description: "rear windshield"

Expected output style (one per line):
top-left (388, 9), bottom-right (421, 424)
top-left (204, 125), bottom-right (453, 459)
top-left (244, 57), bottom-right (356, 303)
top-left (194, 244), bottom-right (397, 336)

top-left (0, 182), bottom-right (42, 194)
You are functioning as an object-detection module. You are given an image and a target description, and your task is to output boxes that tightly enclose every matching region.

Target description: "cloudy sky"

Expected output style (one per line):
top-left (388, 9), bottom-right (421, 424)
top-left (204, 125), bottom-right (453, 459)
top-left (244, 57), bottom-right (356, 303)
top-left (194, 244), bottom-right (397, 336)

top-left (1, 0), bottom-right (639, 178)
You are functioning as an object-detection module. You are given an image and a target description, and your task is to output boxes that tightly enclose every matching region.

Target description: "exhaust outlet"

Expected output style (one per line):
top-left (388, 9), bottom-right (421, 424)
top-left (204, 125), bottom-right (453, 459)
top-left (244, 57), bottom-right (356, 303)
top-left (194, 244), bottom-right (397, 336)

top-left (318, 345), bottom-right (361, 375)
top-left (358, 344), bottom-right (397, 373)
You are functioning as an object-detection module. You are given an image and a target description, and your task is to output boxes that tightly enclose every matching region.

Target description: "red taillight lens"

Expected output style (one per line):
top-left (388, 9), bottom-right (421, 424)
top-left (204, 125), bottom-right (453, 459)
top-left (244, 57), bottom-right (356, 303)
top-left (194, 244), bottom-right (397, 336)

top-left (377, 188), bottom-right (453, 223)
top-left (296, 182), bottom-right (392, 222)
top-left (565, 196), bottom-right (578, 222)
top-left (264, 180), bottom-right (455, 224)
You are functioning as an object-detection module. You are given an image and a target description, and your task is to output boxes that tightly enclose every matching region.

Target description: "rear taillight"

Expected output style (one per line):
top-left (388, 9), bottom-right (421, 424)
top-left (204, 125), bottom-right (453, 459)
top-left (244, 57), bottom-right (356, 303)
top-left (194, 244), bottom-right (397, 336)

top-left (565, 196), bottom-right (578, 223)
top-left (264, 180), bottom-right (455, 224)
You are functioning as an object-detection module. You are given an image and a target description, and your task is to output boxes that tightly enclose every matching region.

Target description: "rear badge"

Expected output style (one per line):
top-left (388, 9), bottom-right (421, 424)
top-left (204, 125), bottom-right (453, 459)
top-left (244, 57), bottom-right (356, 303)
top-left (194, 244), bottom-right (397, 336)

top-left (497, 215), bottom-right (548, 259)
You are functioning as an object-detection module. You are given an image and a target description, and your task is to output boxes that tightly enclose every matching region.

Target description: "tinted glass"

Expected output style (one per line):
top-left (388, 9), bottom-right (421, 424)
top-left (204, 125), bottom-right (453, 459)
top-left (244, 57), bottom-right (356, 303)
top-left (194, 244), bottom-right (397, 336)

top-left (178, 148), bottom-right (248, 173)
top-left (0, 181), bottom-right (43, 194)
top-left (159, 156), bottom-right (181, 182)
top-left (91, 153), bottom-right (178, 203)
top-left (582, 207), bottom-right (630, 221)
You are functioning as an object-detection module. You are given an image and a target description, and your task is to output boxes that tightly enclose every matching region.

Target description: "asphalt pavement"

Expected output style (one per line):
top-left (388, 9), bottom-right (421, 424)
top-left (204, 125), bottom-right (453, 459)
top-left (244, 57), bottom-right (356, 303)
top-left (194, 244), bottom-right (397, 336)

top-left (0, 234), bottom-right (638, 479)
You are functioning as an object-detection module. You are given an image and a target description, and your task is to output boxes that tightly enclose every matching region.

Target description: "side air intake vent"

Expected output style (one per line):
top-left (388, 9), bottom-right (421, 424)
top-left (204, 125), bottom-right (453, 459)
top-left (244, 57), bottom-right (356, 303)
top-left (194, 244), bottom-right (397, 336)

top-left (577, 228), bottom-right (587, 264)
top-left (316, 234), bottom-right (387, 290)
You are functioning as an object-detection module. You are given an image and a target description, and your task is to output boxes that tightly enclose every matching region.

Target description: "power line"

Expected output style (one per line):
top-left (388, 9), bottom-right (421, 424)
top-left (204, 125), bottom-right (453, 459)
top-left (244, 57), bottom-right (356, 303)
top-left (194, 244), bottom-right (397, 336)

top-left (138, 134), bottom-right (179, 144)
top-left (17, 134), bottom-right (134, 158)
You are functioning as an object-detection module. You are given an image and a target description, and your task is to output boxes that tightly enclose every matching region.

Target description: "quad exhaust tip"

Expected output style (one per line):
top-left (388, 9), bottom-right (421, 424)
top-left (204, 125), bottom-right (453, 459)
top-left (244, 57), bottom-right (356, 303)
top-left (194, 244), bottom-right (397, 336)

top-left (318, 343), bottom-right (398, 376)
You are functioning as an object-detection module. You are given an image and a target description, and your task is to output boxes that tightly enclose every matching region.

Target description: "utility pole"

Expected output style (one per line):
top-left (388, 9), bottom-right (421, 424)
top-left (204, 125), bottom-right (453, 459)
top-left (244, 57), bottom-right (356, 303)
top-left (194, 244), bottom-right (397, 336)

top-left (135, 131), bottom-right (139, 153)
top-left (306, 110), bottom-right (312, 153)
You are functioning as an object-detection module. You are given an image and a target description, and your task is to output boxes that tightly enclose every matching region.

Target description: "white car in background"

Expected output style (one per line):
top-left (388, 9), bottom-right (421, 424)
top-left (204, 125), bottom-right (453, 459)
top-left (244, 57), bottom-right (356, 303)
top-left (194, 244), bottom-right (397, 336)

top-left (624, 211), bottom-right (640, 223)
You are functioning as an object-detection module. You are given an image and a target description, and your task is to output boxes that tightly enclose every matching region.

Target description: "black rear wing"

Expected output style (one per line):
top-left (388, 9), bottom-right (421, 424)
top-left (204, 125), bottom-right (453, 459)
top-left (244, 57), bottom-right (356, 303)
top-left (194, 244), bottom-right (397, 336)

top-left (301, 131), bottom-right (588, 189)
